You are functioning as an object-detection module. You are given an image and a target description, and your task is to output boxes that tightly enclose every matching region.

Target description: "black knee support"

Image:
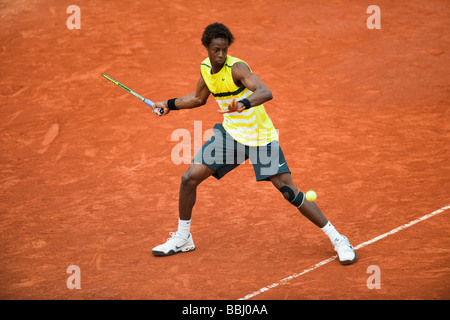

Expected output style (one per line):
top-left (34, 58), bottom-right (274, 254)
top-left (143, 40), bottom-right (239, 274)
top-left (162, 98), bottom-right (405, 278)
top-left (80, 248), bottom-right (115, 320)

top-left (279, 186), bottom-right (305, 208)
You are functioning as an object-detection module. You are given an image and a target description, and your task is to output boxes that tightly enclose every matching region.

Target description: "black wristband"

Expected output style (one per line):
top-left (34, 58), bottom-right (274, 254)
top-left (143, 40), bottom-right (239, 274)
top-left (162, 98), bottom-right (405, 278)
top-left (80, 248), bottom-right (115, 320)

top-left (167, 98), bottom-right (178, 110)
top-left (241, 98), bottom-right (251, 109)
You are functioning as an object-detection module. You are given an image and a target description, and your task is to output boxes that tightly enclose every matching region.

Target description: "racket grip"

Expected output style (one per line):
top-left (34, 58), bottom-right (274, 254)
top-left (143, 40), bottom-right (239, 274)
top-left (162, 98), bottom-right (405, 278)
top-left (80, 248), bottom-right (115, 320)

top-left (144, 98), bottom-right (163, 116)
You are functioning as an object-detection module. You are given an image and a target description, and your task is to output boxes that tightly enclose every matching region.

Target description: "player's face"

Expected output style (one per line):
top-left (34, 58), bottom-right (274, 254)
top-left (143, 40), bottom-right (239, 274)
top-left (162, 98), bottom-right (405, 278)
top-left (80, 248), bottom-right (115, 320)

top-left (207, 38), bottom-right (229, 71)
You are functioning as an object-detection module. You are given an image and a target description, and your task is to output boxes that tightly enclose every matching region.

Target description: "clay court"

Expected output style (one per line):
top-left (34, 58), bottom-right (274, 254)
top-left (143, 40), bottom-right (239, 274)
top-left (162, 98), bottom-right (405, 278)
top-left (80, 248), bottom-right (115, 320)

top-left (1, 0), bottom-right (449, 301)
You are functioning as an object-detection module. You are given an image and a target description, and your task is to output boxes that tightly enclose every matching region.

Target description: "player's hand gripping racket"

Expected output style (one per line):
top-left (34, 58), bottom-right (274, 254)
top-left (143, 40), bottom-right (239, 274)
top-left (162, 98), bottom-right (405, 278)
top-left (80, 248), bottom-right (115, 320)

top-left (102, 73), bottom-right (163, 116)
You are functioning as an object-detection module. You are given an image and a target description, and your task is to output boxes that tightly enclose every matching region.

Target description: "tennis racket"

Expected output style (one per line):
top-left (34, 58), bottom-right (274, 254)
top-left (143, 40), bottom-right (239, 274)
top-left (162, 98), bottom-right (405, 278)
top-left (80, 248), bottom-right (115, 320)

top-left (102, 73), bottom-right (163, 116)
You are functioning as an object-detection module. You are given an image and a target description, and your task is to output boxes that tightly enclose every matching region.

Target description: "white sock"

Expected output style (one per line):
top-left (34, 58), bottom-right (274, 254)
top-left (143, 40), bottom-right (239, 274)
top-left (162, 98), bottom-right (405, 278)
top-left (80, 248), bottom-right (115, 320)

top-left (177, 219), bottom-right (191, 239)
top-left (321, 221), bottom-right (343, 244)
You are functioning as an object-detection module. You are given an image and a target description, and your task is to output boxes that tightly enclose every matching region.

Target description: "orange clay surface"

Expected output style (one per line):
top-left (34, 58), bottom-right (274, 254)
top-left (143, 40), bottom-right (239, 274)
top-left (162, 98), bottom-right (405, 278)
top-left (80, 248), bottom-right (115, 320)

top-left (0, 0), bottom-right (449, 299)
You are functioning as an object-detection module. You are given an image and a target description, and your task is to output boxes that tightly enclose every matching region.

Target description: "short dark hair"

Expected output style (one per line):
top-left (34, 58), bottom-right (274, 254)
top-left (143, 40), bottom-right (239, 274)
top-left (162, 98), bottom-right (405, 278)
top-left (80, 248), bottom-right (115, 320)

top-left (201, 22), bottom-right (235, 48)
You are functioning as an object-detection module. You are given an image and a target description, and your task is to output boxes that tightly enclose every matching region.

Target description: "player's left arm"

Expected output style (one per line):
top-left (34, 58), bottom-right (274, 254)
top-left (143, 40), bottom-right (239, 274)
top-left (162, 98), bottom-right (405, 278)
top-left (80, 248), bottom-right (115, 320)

top-left (218, 62), bottom-right (273, 114)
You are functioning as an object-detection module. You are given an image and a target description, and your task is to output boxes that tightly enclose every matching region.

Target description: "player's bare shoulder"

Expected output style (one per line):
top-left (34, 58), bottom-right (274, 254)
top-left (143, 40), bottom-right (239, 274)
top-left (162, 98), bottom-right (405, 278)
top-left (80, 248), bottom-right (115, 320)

top-left (231, 62), bottom-right (251, 87)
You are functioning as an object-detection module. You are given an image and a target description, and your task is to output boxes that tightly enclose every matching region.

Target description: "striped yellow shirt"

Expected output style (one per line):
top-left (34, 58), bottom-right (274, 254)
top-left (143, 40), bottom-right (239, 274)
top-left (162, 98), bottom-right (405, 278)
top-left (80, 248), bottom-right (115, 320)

top-left (200, 55), bottom-right (278, 146)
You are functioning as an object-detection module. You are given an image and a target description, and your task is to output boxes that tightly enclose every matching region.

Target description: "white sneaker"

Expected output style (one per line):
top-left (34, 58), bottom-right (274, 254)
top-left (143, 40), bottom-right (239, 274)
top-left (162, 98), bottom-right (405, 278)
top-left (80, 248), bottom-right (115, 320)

top-left (152, 232), bottom-right (195, 256)
top-left (334, 235), bottom-right (357, 265)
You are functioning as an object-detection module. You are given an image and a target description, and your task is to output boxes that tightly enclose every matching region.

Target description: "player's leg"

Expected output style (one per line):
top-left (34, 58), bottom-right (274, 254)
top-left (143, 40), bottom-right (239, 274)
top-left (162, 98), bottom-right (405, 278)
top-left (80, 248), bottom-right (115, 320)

top-left (251, 142), bottom-right (327, 228)
top-left (153, 124), bottom-right (237, 256)
top-left (176, 125), bottom-right (244, 233)
top-left (179, 162), bottom-right (216, 221)
top-left (269, 172), bottom-right (328, 227)
top-left (270, 172), bottom-right (357, 265)
top-left (152, 162), bottom-right (214, 256)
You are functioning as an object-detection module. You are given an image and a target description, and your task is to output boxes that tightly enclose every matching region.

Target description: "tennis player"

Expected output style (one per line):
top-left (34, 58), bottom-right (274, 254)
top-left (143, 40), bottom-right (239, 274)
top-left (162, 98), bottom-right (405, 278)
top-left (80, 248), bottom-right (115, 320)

top-left (151, 23), bottom-right (356, 265)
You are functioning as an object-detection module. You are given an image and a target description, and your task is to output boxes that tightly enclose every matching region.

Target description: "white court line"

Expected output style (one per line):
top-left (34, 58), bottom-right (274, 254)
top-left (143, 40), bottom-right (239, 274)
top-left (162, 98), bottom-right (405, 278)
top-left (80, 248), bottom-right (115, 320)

top-left (239, 204), bottom-right (450, 300)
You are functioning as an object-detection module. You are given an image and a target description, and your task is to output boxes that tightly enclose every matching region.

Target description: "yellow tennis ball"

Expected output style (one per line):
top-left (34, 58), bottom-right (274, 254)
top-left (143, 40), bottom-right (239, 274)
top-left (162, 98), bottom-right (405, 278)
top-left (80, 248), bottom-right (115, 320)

top-left (306, 190), bottom-right (317, 202)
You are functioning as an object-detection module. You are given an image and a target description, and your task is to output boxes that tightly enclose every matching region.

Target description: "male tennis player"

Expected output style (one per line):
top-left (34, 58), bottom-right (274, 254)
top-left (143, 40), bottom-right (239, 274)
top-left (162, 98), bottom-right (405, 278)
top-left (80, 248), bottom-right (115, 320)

top-left (151, 23), bottom-right (356, 265)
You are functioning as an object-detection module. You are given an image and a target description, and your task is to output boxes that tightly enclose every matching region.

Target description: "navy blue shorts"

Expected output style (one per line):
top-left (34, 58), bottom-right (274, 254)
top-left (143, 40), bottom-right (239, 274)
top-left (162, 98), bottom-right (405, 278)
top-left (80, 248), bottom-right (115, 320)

top-left (192, 124), bottom-right (291, 181)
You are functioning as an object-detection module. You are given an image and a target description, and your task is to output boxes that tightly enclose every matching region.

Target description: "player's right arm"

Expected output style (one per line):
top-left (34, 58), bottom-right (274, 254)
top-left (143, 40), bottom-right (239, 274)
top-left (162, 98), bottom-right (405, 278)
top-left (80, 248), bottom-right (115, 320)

top-left (153, 76), bottom-right (210, 116)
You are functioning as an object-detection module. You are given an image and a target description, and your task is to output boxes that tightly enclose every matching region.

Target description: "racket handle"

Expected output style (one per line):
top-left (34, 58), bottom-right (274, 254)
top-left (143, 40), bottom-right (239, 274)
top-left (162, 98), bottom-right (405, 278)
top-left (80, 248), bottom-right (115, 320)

top-left (144, 98), bottom-right (163, 116)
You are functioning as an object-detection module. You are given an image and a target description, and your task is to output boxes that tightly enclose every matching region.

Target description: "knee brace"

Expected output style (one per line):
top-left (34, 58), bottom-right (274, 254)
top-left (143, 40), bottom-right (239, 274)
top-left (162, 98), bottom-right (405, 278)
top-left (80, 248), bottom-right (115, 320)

top-left (280, 186), bottom-right (305, 208)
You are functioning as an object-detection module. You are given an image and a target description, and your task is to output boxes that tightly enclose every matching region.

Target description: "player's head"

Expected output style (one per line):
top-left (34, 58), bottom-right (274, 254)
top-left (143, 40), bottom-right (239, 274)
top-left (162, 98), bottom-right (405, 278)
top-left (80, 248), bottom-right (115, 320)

top-left (202, 23), bottom-right (235, 68)
top-left (201, 22), bottom-right (235, 48)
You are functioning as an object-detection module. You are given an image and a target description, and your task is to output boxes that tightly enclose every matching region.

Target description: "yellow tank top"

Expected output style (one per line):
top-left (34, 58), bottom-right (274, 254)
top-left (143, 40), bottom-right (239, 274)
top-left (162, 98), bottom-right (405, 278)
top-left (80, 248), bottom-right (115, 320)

top-left (200, 55), bottom-right (278, 146)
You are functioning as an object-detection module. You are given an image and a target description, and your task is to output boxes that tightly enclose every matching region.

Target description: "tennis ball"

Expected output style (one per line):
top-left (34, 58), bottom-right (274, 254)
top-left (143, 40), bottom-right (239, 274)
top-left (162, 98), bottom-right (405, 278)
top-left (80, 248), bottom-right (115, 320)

top-left (306, 190), bottom-right (317, 202)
